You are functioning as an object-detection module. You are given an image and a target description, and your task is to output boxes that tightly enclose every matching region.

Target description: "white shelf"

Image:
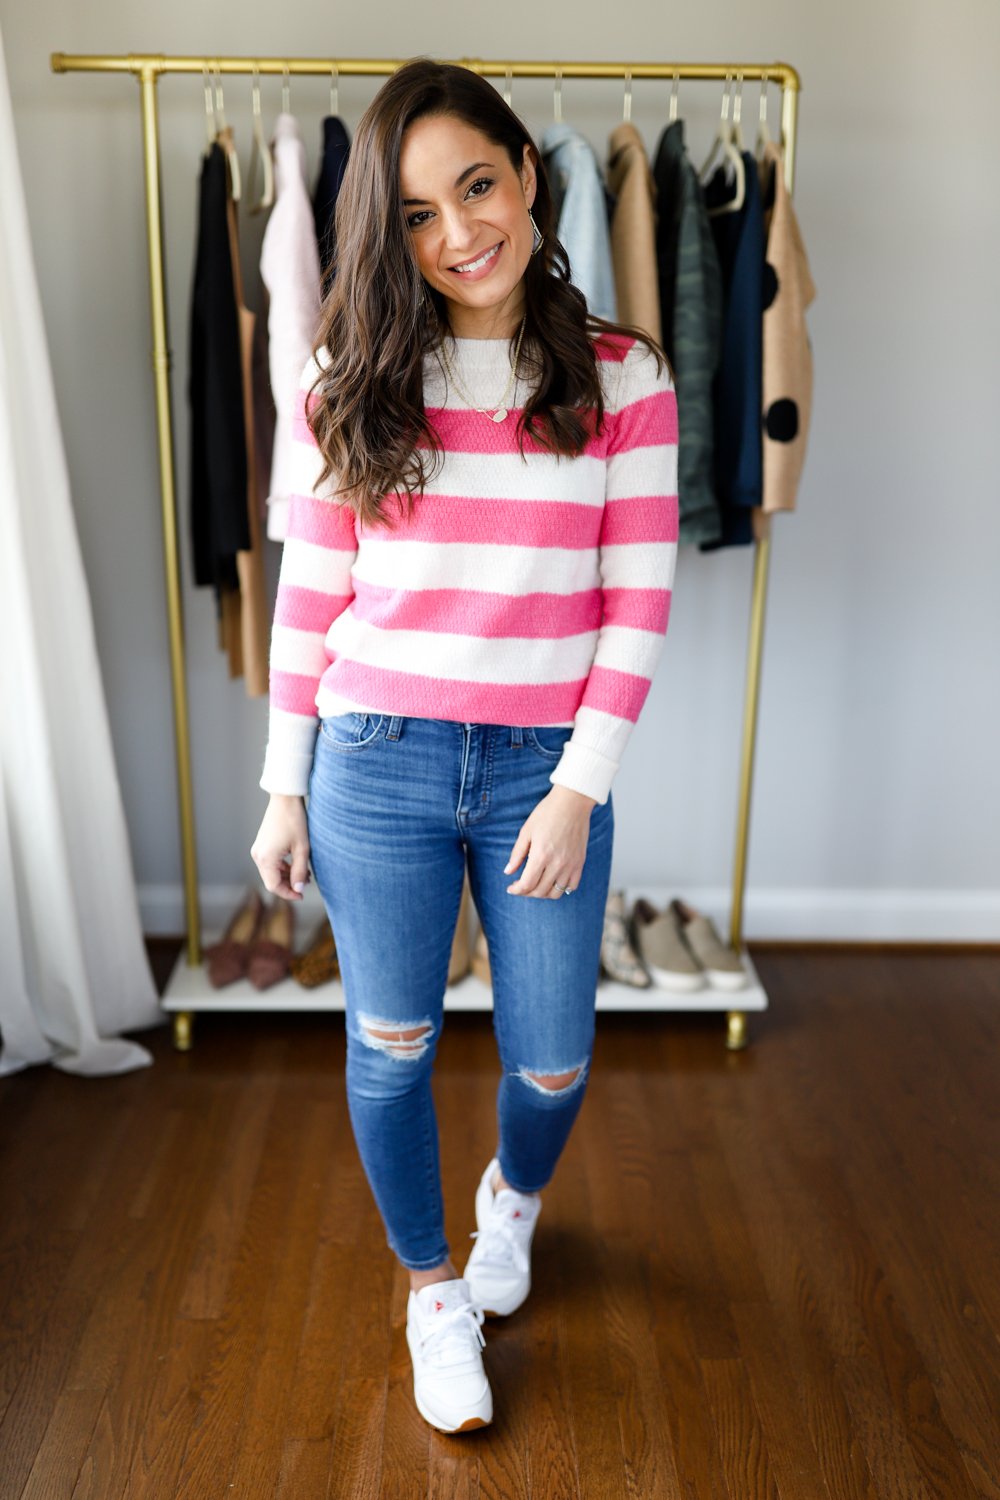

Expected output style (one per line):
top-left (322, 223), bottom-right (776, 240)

top-left (161, 950), bottom-right (767, 1014)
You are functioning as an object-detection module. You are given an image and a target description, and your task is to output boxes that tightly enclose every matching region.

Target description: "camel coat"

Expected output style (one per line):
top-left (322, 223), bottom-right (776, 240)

top-left (759, 141), bottom-right (816, 513)
top-left (606, 123), bottom-right (662, 346)
top-left (223, 128), bottom-right (270, 697)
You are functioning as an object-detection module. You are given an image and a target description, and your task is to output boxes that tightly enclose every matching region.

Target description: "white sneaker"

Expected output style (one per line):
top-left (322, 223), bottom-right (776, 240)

top-left (405, 1279), bottom-right (493, 1432)
top-left (464, 1158), bottom-right (541, 1317)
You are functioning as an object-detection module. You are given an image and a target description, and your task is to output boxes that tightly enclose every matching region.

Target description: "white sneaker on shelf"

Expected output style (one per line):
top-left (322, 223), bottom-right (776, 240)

top-left (405, 1278), bottom-right (493, 1433)
top-left (464, 1158), bottom-right (541, 1317)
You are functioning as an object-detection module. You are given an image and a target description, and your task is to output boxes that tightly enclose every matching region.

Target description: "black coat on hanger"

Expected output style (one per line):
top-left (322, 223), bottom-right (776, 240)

top-left (313, 116), bottom-right (351, 297)
top-left (189, 141), bottom-right (249, 594)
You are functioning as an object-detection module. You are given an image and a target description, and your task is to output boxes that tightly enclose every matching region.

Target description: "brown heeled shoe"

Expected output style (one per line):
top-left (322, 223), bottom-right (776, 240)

top-left (247, 899), bottom-right (295, 990)
top-left (205, 889), bottom-right (264, 988)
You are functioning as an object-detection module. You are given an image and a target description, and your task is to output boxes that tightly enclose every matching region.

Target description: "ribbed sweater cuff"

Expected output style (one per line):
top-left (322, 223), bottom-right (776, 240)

top-left (549, 741), bottom-right (619, 805)
top-left (259, 715), bottom-right (320, 797)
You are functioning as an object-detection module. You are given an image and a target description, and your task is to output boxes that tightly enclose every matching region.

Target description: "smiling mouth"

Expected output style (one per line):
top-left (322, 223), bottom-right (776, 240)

top-left (449, 242), bottom-right (503, 274)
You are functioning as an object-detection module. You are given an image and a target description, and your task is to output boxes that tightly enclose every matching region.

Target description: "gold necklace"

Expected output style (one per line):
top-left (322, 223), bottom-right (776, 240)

top-left (438, 317), bottom-right (526, 424)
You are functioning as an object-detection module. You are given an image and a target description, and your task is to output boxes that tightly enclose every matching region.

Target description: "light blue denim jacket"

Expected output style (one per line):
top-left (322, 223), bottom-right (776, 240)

top-left (541, 122), bottom-right (617, 322)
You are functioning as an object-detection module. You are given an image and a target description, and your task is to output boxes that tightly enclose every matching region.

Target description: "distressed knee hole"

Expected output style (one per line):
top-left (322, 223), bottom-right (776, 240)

top-left (357, 1014), bottom-right (434, 1061)
top-left (519, 1062), bottom-right (587, 1096)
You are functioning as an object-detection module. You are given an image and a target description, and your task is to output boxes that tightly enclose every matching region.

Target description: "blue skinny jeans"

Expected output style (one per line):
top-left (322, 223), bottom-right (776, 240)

top-left (307, 713), bottom-right (614, 1270)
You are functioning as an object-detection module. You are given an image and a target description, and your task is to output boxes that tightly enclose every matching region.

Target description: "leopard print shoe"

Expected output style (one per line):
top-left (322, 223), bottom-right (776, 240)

top-left (600, 891), bottom-right (651, 987)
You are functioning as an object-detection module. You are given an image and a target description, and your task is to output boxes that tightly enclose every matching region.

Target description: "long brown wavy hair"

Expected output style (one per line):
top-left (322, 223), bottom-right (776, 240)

top-left (309, 59), bottom-right (663, 528)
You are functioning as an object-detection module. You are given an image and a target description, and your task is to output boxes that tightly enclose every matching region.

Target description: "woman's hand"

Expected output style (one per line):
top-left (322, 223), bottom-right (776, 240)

top-left (505, 784), bottom-right (598, 898)
top-left (251, 794), bottom-right (311, 901)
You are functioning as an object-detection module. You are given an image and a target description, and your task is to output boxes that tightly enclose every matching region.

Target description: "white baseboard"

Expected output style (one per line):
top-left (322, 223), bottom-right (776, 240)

top-left (138, 882), bottom-right (1000, 943)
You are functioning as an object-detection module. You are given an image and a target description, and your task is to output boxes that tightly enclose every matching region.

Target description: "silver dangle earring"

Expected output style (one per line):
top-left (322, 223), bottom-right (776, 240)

top-left (528, 210), bottom-right (544, 256)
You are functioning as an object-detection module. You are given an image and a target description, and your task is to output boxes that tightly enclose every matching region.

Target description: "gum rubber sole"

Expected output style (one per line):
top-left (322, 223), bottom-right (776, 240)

top-left (413, 1385), bottom-right (493, 1433)
top-left (416, 1410), bottom-right (491, 1434)
top-left (416, 1404), bottom-right (492, 1433)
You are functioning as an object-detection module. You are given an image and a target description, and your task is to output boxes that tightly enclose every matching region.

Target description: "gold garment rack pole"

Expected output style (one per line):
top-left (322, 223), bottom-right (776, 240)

top-left (51, 55), bottom-right (799, 81)
top-left (51, 54), bottom-right (800, 1031)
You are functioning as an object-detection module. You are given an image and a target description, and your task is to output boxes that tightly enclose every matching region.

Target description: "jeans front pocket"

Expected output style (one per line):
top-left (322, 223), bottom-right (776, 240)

top-left (525, 725), bottom-right (574, 761)
top-left (319, 712), bottom-right (387, 753)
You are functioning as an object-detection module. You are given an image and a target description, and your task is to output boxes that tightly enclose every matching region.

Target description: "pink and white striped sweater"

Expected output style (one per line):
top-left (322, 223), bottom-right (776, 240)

top-left (260, 332), bottom-right (678, 805)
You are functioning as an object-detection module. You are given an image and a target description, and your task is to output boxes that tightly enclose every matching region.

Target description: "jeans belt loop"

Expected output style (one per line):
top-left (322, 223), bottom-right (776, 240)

top-left (510, 725), bottom-right (523, 748)
top-left (386, 715), bottom-right (403, 741)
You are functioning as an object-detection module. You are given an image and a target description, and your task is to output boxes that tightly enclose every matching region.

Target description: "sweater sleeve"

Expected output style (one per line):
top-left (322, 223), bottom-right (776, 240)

top-left (259, 360), bottom-right (358, 796)
top-left (549, 342), bottom-right (678, 804)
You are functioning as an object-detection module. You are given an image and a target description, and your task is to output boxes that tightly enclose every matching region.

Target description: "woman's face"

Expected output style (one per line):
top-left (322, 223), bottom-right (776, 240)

top-left (399, 114), bottom-right (537, 331)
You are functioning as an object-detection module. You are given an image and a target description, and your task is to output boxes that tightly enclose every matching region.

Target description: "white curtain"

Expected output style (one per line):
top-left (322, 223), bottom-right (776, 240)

top-left (0, 24), bottom-right (160, 1076)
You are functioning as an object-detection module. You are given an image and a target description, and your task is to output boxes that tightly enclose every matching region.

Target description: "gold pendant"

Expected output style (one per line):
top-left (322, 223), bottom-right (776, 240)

top-left (492, 408), bottom-right (508, 423)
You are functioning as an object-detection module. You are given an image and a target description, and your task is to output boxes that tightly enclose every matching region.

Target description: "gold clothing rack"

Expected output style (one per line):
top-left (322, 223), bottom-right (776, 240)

top-left (51, 53), bottom-right (802, 1051)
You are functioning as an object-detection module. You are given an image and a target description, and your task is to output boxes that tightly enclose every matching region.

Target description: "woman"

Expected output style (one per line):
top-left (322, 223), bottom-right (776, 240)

top-left (252, 60), bottom-right (678, 1433)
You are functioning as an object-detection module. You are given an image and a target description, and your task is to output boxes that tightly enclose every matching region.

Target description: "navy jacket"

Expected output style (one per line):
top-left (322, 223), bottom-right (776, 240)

top-left (703, 150), bottom-right (764, 549)
top-left (313, 116), bottom-right (350, 295)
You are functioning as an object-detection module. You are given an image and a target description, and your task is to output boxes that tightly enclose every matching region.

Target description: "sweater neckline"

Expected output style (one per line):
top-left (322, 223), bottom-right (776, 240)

top-left (444, 334), bottom-right (520, 352)
top-left (431, 335), bottom-right (523, 378)
top-left (426, 335), bottom-right (528, 411)
top-left (449, 333), bottom-right (515, 343)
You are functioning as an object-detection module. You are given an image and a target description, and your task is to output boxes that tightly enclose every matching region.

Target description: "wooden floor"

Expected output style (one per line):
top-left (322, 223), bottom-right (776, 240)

top-left (1, 949), bottom-right (999, 1499)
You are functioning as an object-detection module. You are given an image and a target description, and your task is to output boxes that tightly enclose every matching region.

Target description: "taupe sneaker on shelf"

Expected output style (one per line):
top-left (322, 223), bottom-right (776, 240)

top-left (600, 891), bottom-right (651, 987)
top-left (670, 901), bottom-right (748, 990)
top-left (631, 899), bottom-right (705, 992)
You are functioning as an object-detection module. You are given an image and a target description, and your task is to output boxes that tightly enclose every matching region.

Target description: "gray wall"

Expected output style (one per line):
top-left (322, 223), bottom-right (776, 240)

top-left (3, 0), bottom-right (998, 937)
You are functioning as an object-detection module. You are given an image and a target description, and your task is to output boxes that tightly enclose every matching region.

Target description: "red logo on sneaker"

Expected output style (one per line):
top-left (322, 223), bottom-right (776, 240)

top-left (513, 1211), bottom-right (521, 1218)
top-left (434, 1300), bottom-right (443, 1311)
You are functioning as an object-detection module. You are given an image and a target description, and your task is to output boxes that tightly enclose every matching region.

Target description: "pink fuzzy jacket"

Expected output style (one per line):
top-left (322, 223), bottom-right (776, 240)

top-left (260, 333), bottom-right (678, 804)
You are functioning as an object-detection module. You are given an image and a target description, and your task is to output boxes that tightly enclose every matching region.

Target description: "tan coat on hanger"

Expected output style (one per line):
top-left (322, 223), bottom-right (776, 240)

top-left (606, 123), bottom-right (662, 347)
top-left (220, 126), bottom-right (270, 697)
top-left (759, 140), bottom-right (816, 514)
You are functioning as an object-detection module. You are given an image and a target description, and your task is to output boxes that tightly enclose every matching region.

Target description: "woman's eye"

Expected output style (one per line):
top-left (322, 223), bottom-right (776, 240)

top-left (406, 178), bottom-right (494, 227)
